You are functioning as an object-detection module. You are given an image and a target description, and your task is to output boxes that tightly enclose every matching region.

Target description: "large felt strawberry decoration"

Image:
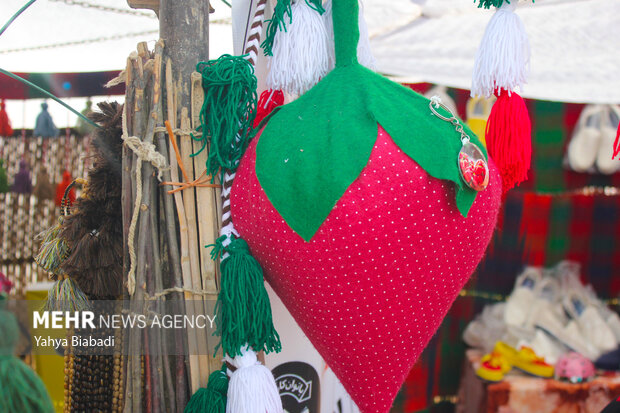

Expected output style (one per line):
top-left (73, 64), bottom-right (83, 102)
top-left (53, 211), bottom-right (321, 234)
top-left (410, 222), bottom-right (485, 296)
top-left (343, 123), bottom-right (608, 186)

top-left (230, 0), bottom-right (502, 411)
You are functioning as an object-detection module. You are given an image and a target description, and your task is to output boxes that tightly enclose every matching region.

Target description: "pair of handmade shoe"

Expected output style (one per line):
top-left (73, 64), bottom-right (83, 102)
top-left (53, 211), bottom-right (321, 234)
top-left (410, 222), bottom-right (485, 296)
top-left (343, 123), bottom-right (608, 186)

top-left (567, 104), bottom-right (620, 174)
top-left (504, 264), bottom-right (620, 361)
top-left (476, 341), bottom-right (554, 382)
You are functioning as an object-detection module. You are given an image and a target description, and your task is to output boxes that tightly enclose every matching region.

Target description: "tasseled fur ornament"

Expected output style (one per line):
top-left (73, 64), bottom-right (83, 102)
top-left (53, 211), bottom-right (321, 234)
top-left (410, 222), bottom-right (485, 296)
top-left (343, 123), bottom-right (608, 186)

top-left (226, 348), bottom-right (283, 413)
top-left (59, 102), bottom-right (124, 299)
top-left (34, 102), bottom-right (59, 138)
top-left (34, 217), bottom-right (70, 277)
top-left (44, 276), bottom-right (90, 312)
top-left (471, 0), bottom-right (531, 193)
top-left (0, 159), bottom-right (9, 193)
top-left (0, 293), bottom-right (55, 413)
top-left (0, 99), bottom-right (14, 137)
top-left (33, 168), bottom-right (55, 200)
top-left (11, 159), bottom-right (33, 194)
top-left (55, 170), bottom-right (75, 207)
top-left (266, 0), bottom-right (330, 97)
top-left (185, 365), bottom-right (229, 413)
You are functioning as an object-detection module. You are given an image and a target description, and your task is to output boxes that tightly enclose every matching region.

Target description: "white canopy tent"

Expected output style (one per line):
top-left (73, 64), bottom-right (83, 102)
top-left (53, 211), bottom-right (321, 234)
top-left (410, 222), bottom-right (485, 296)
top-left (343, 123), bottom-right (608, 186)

top-left (2, 0), bottom-right (619, 127)
top-left (369, 0), bottom-right (620, 104)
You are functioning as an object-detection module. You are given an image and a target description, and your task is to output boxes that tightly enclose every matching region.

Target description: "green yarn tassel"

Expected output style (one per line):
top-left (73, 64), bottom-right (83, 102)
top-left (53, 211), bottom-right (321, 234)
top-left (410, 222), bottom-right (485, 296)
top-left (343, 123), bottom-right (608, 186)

top-left (34, 217), bottom-right (70, 275)
top-left (0, 159), bottom-right (8, 193)
top-left (44, 277), bottom-right (91, 312)
top-left (184, 365), bottom-right (229, 413)
top-left (261, 0), bottom-right (325, 57)
top-left (193, 55), bottom-right (258, 181)
top-left (0, 293), bottom-right (55, 413)
top-left (210, 235), bottom-right (281, 357)
top-left (475, 0), bottom-right (506, 8)
top-left (475, 0), bottom-right (532, 9)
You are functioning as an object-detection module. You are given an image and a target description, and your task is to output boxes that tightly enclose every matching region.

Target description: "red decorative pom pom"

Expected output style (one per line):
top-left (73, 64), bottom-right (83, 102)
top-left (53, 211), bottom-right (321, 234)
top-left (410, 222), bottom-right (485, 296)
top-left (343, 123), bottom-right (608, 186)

top-left (485, 89), bottom-right (531, 193)
top-left (0, 99), bottom-right (14, 137)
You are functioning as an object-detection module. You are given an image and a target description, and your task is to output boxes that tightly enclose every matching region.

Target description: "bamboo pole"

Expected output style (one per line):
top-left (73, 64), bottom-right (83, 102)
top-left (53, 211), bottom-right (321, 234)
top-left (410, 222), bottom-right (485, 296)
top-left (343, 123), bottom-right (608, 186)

top-left (190, 71), bottom-right (221, 373)
top-left (156, 100), bottom-right (187, 413)
top-left (165, 58), bottom-right (202, 394)
top-left (178, 108), bottom-right (211, 386)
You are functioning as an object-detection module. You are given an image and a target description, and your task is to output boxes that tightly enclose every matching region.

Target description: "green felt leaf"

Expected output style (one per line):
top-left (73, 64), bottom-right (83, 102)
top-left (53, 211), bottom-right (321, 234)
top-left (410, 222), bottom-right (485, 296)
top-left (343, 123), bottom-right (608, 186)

top-left (255, 64), bottom-right (485, 241)
top-left (254, 0), bottom-right (484, 242)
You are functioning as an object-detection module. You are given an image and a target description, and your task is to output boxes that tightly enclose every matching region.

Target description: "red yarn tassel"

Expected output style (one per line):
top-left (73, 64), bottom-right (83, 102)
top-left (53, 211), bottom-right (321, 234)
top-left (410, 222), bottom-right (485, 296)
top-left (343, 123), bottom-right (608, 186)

top-left (485, 89), bottom-right (531, 194)
top-left (55, 170), bottom-right (75, 207)
top-left (613, 122), bottom-right (620, 160)
top-left (253, 89), bottom-right (284, 128)
top-left (0, 99), bottom-right (14, 137)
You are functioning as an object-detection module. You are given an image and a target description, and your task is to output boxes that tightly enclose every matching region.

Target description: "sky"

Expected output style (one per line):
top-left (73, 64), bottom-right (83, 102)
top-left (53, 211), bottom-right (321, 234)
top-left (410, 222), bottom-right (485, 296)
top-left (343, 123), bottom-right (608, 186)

top-left (1, 0), bottom-right (233, 129)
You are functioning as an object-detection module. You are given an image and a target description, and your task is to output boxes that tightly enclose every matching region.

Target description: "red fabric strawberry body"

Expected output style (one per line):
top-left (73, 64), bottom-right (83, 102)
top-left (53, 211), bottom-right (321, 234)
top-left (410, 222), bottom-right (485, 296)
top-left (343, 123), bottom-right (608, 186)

top-left (231, 126), bottom-right (502, 412)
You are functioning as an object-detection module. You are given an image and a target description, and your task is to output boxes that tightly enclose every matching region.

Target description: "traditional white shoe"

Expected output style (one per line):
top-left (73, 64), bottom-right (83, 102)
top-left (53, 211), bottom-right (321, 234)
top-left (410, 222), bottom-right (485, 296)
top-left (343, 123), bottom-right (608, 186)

top-left (523, 276), bottom-right (561, 330)
top-left (504, 267), bottom-right (542, 327)
top-left (567, 105), bottom-right (604, 173)
top-left (596, 105), bottom-right (620, 174)
top-left (563, 292), bottom-right (618, 354)
top-left (518, 329), bottom-right (566, 365)
top-left (535, 308), bottom-right (600, 360)
top-left (463, 302), bottom-right (507, 353)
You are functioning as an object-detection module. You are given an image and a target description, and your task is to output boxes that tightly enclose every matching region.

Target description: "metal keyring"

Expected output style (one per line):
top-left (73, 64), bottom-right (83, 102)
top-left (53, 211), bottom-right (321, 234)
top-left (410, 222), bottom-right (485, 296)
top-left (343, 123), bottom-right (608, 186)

top-left (429, 99), bottom-right (456, 122)
top-left (429, 96), bottom-right (471, 145)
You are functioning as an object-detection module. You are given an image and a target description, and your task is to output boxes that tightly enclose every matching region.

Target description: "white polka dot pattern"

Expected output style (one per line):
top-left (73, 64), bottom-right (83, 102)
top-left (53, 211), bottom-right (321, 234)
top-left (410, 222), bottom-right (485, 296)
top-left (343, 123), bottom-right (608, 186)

top-left (230, 126), bottom-right (502, 413)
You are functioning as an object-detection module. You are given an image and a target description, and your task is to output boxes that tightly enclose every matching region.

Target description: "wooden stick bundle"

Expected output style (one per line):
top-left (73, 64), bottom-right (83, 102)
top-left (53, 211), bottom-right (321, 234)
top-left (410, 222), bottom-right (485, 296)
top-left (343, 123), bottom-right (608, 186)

top-left (120, 38), bottom-right (223, 412)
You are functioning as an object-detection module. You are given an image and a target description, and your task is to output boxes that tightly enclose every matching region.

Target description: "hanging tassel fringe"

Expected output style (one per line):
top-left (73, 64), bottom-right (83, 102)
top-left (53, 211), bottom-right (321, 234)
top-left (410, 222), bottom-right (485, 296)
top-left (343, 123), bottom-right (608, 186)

top-left (323, 0), bottom-right (376, 71)
top-left (0, 160), bottom-right (9, 193)
top-left (34, 218), bottom-right (70, 276)
top-left (0, 99), bottom-right (13, 137)
top-left (254, 89), bottom-right (285, 129)
top-left (194, 55), bottom-right (258, 180)
top-left (210, 235), bottom-right (281, 357)
top-left (75, 99), bottom-right (96, 137)
top-left (33, 169), bottom-right (55, 200)
top-left (11, 159), bottom-right (32, 194)
top-left (0, 293), bottom-right (55, 413)
top-left (34, 102), bottom-right (59, 138)
top-left (485, 90), bottom-right (531, 193)
top-left (471, 2), bottom-right (530, 98)
top-left (44, 277), bottom-right (91, 312)
top-left (55, 170), bottom-right (75, 207)
top-left (226, 348), bottom-right (283, 413)
top-left (267, 0), bottom-right (330, 97)
top-left (184, 365), bottom-right (229, 413)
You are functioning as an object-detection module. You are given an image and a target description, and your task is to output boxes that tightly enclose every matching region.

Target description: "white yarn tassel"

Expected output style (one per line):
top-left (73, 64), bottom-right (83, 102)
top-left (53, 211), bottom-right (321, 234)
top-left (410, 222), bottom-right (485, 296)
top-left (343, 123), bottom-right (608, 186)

top-left (324, 0), bottom-right (377, 71)
top-left (471, 2), bottom-right (530, 97)
top-left (226, 347), bottom-right (283, 413)
top-left (267, 0), bottom-right (329, 97)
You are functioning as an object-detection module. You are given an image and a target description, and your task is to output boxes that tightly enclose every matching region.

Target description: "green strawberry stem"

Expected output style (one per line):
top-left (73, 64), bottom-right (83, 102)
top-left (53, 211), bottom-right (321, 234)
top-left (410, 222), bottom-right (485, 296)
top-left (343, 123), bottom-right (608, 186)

top-left (334, 0), bottom-right (359, 67)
